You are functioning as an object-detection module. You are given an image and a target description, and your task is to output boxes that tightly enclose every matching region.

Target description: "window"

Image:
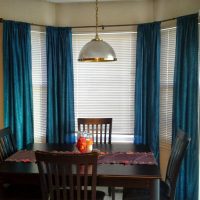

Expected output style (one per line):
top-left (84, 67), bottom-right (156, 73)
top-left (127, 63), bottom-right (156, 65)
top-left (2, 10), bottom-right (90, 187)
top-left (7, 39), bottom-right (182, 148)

top-left (31, 26), bottom-right (198, 145)
top-left (31, 30), bottom-right (47, 143)
top-left (160, 27), bottom-right (176, 147)
top-left (72, 32), bottom-right (137, 142)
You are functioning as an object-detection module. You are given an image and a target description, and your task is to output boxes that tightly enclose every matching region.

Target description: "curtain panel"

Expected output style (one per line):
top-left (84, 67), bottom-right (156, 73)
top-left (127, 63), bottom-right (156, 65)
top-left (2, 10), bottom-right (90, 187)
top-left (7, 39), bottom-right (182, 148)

top-left (172, 14), bottom-right (199, 200)
top-left (3, 20), bottom-right (33, 150)
top-left (134, 22), bottom-right (161, 163)
top-left (46, 27), bottom-right (75, 144)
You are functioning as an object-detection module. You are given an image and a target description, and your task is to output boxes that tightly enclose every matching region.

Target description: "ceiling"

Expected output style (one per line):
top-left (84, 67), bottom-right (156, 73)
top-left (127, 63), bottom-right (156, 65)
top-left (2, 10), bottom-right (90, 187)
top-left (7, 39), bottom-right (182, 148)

top-left (46, 0), bottom-right (145, 3)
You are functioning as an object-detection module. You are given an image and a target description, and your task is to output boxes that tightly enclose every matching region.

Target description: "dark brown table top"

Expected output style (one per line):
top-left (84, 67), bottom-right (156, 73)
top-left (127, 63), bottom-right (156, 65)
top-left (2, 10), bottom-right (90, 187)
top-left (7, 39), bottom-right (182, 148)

top-left (0, 143), bottom-right (161, 187)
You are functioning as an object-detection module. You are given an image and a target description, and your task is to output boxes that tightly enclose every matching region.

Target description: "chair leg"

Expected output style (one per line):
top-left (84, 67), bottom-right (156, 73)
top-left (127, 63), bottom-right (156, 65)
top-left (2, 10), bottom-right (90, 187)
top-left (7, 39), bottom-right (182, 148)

top-left (108, 187), bottom-right (112, 196)
top-left (108, 187), bottom-right (115, 200)
top-left (111, 187), bottom-right (115, 200)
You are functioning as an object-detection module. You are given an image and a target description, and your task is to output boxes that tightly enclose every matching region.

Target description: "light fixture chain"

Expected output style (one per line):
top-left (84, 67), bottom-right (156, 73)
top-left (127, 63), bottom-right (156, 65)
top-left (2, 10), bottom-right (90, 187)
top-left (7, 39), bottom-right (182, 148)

top-left (95, 0), bottom-right (99, 40)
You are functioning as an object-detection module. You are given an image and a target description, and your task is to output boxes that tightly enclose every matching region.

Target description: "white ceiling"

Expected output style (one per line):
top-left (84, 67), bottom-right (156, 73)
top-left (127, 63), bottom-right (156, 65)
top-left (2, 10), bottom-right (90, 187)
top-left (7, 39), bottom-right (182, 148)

top-left (46, 0), bottom-right (145, 3)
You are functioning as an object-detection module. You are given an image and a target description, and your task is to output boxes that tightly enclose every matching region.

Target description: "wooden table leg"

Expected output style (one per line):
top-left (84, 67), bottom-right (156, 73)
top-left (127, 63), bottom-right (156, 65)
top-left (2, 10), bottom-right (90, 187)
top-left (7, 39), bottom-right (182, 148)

top-left (150, 179), bottom-right (160, 200)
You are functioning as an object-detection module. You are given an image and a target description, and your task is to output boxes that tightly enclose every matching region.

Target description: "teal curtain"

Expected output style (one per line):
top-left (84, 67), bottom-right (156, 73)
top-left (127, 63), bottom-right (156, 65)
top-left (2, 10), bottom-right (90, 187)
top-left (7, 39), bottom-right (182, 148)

top-left (134, 22), bottom-right (160, 162)
top-left (172, 14), bottom-right (199, 200)
top-left (46, 27), bottom-right (75, 144)
top-left (3, 20), bottom-right (33, 150)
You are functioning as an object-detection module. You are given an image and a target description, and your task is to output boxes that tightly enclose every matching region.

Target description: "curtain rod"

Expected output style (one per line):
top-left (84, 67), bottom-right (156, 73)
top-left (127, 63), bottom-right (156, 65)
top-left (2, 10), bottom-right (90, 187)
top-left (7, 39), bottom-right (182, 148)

top-left (0, 17), bottom-right (177, 29)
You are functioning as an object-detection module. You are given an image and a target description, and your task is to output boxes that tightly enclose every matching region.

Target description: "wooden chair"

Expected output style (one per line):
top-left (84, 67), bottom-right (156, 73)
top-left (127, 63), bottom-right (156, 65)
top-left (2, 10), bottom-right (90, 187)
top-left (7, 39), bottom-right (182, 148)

top-left (78, 118), bottom-right (112, 144)
top-left (123, 129), bottom-right (190, 200)
top-left (35, 151), bottom-right (105, 200)
top-left (78, 118), bottom-right (114, 199)
top-left (0, 128), bottom-right (41, 200)
top-left (0, 127), bottom-right (17, 163)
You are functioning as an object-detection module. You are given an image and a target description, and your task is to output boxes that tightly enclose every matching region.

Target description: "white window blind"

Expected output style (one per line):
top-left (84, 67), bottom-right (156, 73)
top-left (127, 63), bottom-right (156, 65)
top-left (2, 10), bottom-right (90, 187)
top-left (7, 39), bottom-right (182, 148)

top-left (160, 27), bottom-right (176, 147)
top-left (31, 30), bottom-right (47, 143)
top-left (72, 32), bottom-right (136, 139)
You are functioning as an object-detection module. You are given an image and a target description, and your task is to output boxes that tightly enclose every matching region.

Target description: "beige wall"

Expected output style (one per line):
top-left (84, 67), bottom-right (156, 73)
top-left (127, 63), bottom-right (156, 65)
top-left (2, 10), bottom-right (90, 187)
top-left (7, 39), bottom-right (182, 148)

top-left (56, 0), bottom-right (154, 30)
top-left (160, 145), bottom-right (171, 180)
top-left (154, 0), bottom-right (200, 21)
top-left (0, 0), bottom-right (56, 26)
top-left (0, 0), bottom-right (198, 30)
top-left (55, 0), bottom-right (200, 31)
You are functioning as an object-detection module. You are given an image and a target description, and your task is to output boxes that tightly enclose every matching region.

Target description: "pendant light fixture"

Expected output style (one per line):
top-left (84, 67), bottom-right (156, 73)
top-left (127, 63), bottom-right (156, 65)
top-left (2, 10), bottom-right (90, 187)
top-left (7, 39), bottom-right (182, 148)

top-left (78, 0), bottom-right (117, 62)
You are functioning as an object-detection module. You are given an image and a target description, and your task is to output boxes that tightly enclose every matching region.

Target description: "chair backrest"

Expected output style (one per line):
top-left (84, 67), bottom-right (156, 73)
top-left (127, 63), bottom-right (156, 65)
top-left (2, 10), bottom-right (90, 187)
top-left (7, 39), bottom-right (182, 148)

top-left (35, 151), bottom-right (98, 200)
top-left (78, 118), bottom-right (112, 144)
top-left (0, 127), bottom-right (17, 162)
top-left (165, 129), bottom-right (190, 200)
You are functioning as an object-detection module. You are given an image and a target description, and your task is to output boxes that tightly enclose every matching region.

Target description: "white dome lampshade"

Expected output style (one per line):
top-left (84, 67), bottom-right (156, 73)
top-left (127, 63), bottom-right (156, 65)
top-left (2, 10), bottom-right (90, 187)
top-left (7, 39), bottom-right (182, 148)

top-left (78, 38), bottom-right (117, 62)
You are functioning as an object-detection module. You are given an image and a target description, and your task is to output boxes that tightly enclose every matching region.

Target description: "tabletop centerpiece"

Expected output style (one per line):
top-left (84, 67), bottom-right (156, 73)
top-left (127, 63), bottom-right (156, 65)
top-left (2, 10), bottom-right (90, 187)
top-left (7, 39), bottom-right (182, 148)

top-left (76, 131), bottom-right (94, 153)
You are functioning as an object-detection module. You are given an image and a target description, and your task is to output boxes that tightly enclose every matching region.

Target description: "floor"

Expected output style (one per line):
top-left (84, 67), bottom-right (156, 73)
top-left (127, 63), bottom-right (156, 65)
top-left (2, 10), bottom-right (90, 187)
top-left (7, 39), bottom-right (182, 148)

top-left (98, 187), bottom-right (123, 200)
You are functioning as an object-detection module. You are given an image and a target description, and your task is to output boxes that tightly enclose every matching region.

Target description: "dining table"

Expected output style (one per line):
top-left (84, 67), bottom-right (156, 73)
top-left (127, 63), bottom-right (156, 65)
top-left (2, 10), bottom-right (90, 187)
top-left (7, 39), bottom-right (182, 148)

top-left (0, 143), bottom-right (161, 200)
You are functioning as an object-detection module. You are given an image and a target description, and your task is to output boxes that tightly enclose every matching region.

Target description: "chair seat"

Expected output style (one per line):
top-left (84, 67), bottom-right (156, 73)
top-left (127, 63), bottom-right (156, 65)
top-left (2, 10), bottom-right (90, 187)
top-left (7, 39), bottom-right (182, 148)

top-left (123, 181), bottom-right (170, 200)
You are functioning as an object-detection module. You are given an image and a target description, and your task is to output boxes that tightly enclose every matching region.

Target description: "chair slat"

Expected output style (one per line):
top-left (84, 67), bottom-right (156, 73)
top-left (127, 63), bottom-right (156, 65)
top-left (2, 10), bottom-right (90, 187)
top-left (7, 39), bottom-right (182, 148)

top-left (76, 164), bottom-right (81, 200)
top-left (84, 164), bottom-right (88, 200)
top-left (104, 124), bottom-right (107, 144)
top-left (68, 164), bottom-right (74, 200)
top-left (61, 166), bottom-right (67, 200)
